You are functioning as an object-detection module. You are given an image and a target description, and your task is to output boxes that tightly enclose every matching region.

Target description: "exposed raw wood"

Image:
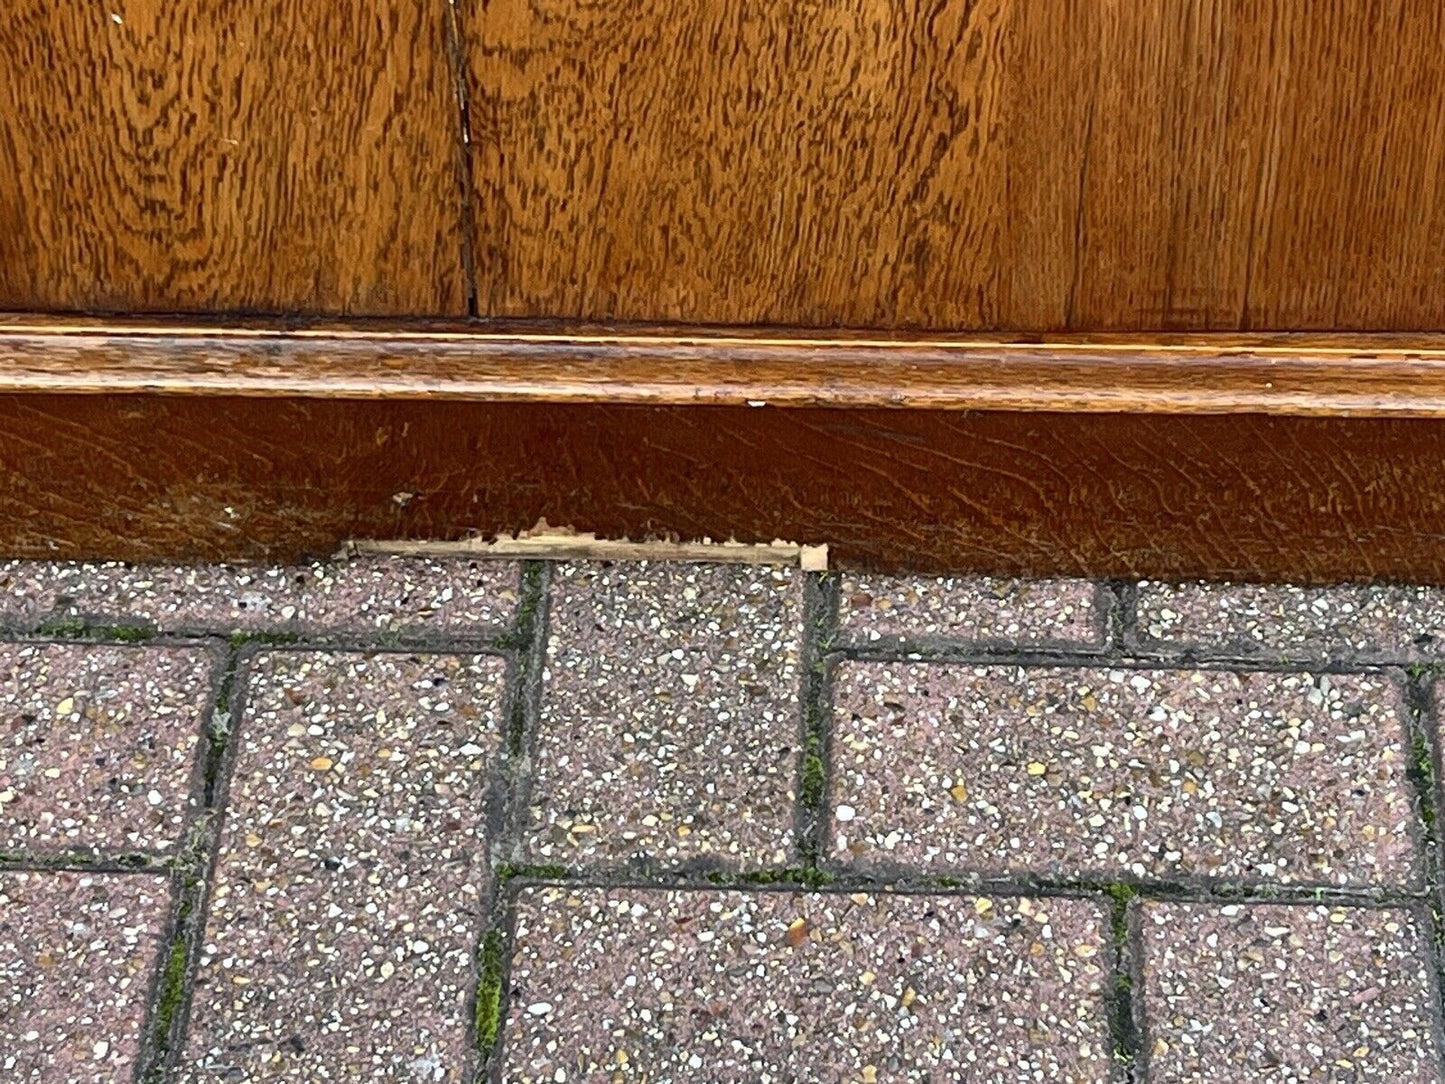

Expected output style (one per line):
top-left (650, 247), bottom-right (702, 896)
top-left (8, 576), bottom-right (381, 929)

top-left (349, 526), bottom-right (829, 570)
top-left (8, 318), bottom-right (1445, 416)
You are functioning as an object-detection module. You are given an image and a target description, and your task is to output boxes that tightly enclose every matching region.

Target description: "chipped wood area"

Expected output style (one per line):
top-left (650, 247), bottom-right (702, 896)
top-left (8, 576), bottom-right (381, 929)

top-left (347, 526), bottom-right (829, 571)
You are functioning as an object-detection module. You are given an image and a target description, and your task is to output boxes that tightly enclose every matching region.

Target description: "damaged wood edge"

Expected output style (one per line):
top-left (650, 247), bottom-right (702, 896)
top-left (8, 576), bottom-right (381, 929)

top-left (8, 394), bottom-right (1445, 581)
top-left (8, 316), bottom-right (1445, 415)
top-left (346, 528), bottom-right (830, 570)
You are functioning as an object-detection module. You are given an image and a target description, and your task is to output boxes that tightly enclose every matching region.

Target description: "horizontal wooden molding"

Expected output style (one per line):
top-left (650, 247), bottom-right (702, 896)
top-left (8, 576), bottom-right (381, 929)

top-left (7, 316), bottom-right (1445, 416)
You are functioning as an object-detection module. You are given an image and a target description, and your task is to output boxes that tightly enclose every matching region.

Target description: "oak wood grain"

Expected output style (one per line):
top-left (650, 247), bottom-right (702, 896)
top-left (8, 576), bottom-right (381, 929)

top-left (11, 319), bottom-right (1445, 416)
top-left (1240, 2), bottom-right (1445, 329)
top-left (467, 0), bottom-right (1007, 327)
top-left (464, 0), bottom-right (1445, 331)
top-left (1058, 1), bottom-right (1277, 329)
top-left (0, 0), bottom-right (469, 314)
top-left (5, 395), bottom-right (1445, 584)
top-left (1062, 1), bottom-right (1445, 331)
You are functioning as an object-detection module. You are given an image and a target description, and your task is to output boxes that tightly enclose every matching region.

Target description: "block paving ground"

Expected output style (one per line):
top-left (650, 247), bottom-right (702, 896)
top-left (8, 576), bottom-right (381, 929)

top-left (2, 559), bottom-right (1445, 1081)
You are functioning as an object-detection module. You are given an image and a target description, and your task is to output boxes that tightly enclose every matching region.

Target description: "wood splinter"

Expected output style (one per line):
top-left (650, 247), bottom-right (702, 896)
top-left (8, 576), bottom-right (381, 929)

top-left (345, 524), bottom-right (829, 571)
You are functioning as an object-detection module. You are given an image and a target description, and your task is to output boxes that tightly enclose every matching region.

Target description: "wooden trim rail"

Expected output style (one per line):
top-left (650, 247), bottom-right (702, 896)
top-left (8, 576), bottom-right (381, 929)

top-left (5, 317), bottom-right (1445, 582)
top-left (7, 317), bottom-right (1445, 416)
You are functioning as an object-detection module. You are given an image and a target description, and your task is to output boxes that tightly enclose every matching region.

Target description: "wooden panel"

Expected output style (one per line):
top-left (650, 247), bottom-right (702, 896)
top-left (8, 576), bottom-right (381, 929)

top-left (1037, 1), bottom-right (1278, 329)
top-left (467, 0), bottom-right (1007, 327)
top-left (1000, 0), bottom-right (1100, 329)
top-left (13, 318), bottom-right (1445, 417)
top-left (0, 1), bottom-right (468, 315)
top-left (467, 0), bottom-right (1445, 331)
top-left (1059, 0), bottom-right (1445, 331)
top-left (5, 393), bottom-right (1445, 583)
top-left (1242, 2), bottom-right (1445, 329)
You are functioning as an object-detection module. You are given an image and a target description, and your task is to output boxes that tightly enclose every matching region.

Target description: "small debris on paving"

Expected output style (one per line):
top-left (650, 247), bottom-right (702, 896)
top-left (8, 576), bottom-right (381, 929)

top-left (1138, 580), bottom-right (1445, 660)
top-left (501, 887), bottom-right (1113, 1083)
top-left (0, 643), bottom-right (215, 855)
top-left (1139, 902), bottom-right (1445, 1083)
top-left (178, 651), bottom-right (507, 1082)
top-left (839, 574), bottom-right (1104, 646)
top-left (0, 557), bottom-right (521, 635)
top-left (3, 562), bottom-right (1444, 1082)
top-left (0, 871), bottom-right (171, 1083)
top-left (830, 663), bottom-right (1420, 887)
top-left (525, 562), bottom-right (803, 868)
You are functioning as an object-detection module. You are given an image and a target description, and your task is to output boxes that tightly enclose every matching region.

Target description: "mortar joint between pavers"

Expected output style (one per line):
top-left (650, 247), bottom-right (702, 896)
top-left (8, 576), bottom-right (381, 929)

top-left (1102, 883), bottom-right (1143, 1081)
top-left (477, 873), bottom-right (532, 1084)
top-left (831, 642), bottom-right (1407, 677)
top-left (1399, 669), bottom-right (1445, 1077)
top-left (30, 617), bottom-right (160, 642)
top-left (0, 850), bottom-right (166, 874)
top-left (1104, 580), bottom-right (1139, 655)
top-left (795, 571), bottom-right (840, 869)
top-left (501, 562), bottom-right (550, 754)
top-left (136, 637), bottom-right (251, 1083)
top-left (475, 562), bottom-right (552, 1082)
top-left (476, 858), bottom-right (1429, 906)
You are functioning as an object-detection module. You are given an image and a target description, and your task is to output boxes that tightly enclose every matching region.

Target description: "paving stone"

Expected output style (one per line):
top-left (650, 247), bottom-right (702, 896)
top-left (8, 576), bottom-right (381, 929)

top-left (525, 563), bottom-right (803, 868)
top-left (1139, 902), bottom-right (1444, 1082)
top-left (830, 663), bottom-right (1419, 887)
top-left (0, 871), bottom-right (172, 1082)
top-left (0, 557), bottom-right (520, 635)
top-left (0, 643), bottom-right (215, 855)
top-left (179, 650), bottom-right (507, 1082)
top-left (502, 887), bottom-right (1112, 1083)
top-left (839, 574), bottom-right (1104, 647)
top-left (1137, 581), bottom-right (1445, 660)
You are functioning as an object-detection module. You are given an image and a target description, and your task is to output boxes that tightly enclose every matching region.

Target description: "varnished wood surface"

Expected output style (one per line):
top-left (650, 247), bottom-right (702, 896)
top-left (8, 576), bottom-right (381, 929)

top-left (4, 1), bottom-right (1443, 328)
top-left (1047, 2), bottom-right (1445, 330)
top-left (0, 1), bottom-right (468, 315)
top-left (468, 0), bottom-right (1008, 327)
top-left (4, 395), bottom-right (1445, 583)
top-left (10, 319), bottom-right (1445, 416)
top-left (466, 0), bottom-right (1445, 330)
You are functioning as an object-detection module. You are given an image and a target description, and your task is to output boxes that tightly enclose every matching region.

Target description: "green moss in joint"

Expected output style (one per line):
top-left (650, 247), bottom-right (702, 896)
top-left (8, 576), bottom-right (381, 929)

top-left (495, 862), bottom-right (568, 883)
top-left (1100, 883), bottom-right (1140, 1066)
top-left (152, 934), bottom-right (190, 1037)
top-left (474, 930), bottom-right (506, 1054)
top-left (799, 753), bottom-right (826, 809)
top-left (35, 619), bottom-right (157, 642)
top-left (1408, 727), bottom-right (1439, 836)
top-left (141, 903), bottom-right (195, 1083)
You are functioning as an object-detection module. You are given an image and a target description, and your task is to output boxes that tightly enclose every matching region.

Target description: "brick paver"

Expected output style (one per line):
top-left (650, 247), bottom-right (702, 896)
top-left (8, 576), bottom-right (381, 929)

top-left (0, 643), bottom-right (215, 856)
top-left (1137, 580), bottom-right (1445, 661)
top-left (839, 574), bottom-right (1104, 647)
top-left (0, 871), bottom-right (171, 1082)
top-left (178, 651), bottom-right (507, 1082)
top-left (3, 561), bottom-right (1445, 1083)
top-left (1139, 902), bottom-right (1444, 1082)
top-left (502, 887), bottom-right (1113, 1083)
top-left (0, 557), bottom-right (520, 636)
top-left (829, 663), bottom-right (1420, 887)
top-left (524, 563), bottom-right (803, 869)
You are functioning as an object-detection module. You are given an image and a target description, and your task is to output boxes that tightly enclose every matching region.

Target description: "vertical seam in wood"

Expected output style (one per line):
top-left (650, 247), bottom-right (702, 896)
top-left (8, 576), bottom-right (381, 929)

top-left (441, 0), bottom-right (480, 317)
